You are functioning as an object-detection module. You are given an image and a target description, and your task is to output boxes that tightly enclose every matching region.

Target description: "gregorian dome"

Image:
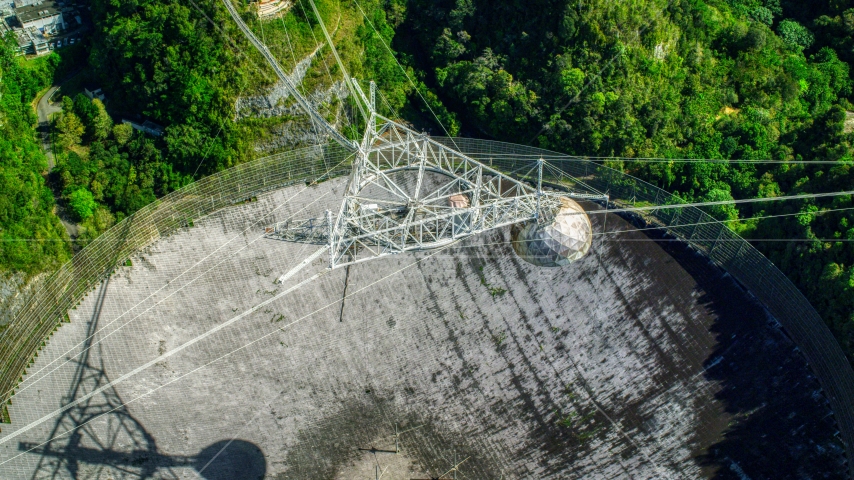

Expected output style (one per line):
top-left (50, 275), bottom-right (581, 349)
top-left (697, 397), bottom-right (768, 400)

top-left (511, 197), bottom-right (593, 266)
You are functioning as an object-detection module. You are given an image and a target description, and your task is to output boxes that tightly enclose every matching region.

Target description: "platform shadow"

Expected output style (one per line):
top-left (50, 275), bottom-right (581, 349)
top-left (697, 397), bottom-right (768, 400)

top-left (19, 278), bottom-right (267, 479)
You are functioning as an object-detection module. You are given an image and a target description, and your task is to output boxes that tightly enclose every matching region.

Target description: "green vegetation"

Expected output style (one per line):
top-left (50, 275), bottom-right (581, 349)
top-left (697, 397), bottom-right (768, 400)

top-left (66, 187), bottom-right (96, 220)
top-left (3, 0), bottom-right (854, 367)
top-left (401, 0), bottom-right (854, 364)
top-left (1, 0), bottom-right (435, 272)
top-left (52, 92), bottom-right (189, 244)
top-left (477, 264), bottom-right (508, 298)
top-left (492, 330), bottom-right (507, 349)
top-left (0, 34), bottom-right (70, 274)
top-left (47, 0), bottom-right (428, 245)
top-left (88, 0), bottom-right (254, 174)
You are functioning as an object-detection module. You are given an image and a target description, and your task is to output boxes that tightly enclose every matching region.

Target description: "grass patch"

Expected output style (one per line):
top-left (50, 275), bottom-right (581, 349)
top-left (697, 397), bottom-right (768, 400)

top-left (493, 330), bottom-right (507, 349)
top-left (477, 265), bottom-right (507, 299)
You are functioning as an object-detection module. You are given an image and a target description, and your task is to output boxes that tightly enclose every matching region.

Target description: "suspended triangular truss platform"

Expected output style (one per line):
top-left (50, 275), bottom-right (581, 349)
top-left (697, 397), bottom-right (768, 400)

top-left (219, 0), bottom-right (606, 272)
top-left (266, 114), bottom-right (606, 270)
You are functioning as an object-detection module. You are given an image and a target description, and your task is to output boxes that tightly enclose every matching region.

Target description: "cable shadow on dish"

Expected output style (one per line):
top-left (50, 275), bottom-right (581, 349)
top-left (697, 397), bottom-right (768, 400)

top-left (18, 277), bottom-right (267, 480)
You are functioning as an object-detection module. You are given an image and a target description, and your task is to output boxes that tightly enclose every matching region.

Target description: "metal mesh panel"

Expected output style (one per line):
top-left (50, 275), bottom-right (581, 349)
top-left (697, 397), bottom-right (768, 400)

top-left (436, 137), bottom-right (854, 477)
top-left (2, 137), bottom-right (853, 477)
top-left (0, 143), bottom-right (353, 416)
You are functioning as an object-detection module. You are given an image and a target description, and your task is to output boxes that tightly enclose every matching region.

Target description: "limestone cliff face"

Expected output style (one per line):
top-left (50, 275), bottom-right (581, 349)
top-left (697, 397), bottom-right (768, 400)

top-left (0, 272), bottom-right (34, 327)
top-left (234, 46), bottom-right (353, 152)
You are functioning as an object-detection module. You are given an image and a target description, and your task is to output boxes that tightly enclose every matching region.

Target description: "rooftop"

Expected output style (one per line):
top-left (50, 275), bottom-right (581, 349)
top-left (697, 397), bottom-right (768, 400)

top-left (15, 26), bottom-right (48, 47)
top-left (15, 0), bottom-right (60, 24)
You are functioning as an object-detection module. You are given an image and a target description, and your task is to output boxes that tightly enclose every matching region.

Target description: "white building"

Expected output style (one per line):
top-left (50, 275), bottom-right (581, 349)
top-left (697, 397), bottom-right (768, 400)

top-left (15, 0), bottom-right (64, 35)
top-left (15, 27), bottom-right (49, 56)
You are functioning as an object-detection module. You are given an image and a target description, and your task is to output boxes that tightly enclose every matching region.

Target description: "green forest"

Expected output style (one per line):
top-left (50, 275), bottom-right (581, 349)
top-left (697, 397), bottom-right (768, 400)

top-left (0, 34), bottom-right (69, 273)
top-left (1, 0), bottom-right (854, 364)
top-left (399, 0), bottom-right (854, 361)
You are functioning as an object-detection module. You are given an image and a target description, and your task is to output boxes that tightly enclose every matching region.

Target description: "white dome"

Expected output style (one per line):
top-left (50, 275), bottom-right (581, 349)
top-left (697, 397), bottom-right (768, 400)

top-left (511, 197), bottom-right (593, 267)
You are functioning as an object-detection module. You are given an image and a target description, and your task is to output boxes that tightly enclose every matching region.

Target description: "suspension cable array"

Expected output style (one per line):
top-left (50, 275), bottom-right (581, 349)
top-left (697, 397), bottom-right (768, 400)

top-left (221, 0), bottom-right (356, 150)
top-left (222, 0), bottom-right (606, 273)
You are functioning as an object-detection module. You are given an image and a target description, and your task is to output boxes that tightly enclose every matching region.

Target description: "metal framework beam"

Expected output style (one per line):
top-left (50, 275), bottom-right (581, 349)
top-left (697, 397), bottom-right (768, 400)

top-left (221, 0), bottom-right (604, 271)
top-left (266, 116), bottom-right (606, 269)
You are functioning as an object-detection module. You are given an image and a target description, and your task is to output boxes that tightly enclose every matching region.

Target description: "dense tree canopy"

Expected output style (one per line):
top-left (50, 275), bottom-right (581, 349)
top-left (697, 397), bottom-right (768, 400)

top-left (88, 0), bottom-right (251, 174)
top-left (52, 92), bottom-right (189, 243)
top-left (400, 0), bottom-right (854, 362)
top-left (2, 0), bottom-right (853, 366)
top-left (0, 35), bottom-right (69, 274)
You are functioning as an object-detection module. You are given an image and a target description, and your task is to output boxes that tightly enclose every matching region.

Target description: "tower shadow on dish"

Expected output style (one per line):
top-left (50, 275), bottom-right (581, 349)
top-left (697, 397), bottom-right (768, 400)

top-left (18, 278), bottom-right (267, 480)
top-left (639, 225), bottom-right (848, 479)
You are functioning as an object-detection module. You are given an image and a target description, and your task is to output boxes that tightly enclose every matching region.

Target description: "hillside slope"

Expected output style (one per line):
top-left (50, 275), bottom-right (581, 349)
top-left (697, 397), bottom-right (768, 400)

top-left (399, 0), bottom-right (854, 364)
top-left (3, 0), bottom-right (853, 367)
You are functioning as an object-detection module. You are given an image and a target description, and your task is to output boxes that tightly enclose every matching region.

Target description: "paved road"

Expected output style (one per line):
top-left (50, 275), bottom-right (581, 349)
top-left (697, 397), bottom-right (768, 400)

top-left (36, 85), bottom-right (62, 171)
top-left (36, 81), bottom-right (80, 241)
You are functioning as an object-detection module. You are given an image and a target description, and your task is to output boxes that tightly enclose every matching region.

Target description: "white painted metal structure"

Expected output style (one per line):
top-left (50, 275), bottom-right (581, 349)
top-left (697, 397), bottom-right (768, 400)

top-left (222, 0), bottom-right (606, 275)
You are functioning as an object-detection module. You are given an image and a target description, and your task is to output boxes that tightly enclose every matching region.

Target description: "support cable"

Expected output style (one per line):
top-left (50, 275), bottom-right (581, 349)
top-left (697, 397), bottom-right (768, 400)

top-left (186, 0), bottom-right (282, 178)
top-left (582, 189), bottom-right (854, 216)
top-left (7, 192), bottom-right (331, 402)
top-left (6, 150), bottom-right (357, 402)
top-left (279, 14), bottom-right (325, 144)
top-left (350, 0), bottom-right (463, 152)
top-left (535, 158), bottom-right (543, 221)
top-left (541, 160), bottom-right (608, 197)
top-left (4, 243), bottom-right (455, 464)
top-left (589, 205), bottom-right (854, 240)
top-left (305, 0), bottom-right (368, 123)
top-left (469, 152), bottom-right (854, 165)
top-left (0, 269), bottom-right (329, 450)
top-left (450, 205), bottom-right (854, 253)
top-left (377, 88), bottom-right (400, 120)
top-left (219, 0), bottom-right (355, 150)
top-left (295, 0), bottom-right (356, 135)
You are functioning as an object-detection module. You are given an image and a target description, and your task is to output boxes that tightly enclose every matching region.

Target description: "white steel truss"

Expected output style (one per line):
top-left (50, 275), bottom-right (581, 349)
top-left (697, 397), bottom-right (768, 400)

top-left (266, 108), bottom-right (606, 270)
top-left (222, 0), bottom-right (605, 272)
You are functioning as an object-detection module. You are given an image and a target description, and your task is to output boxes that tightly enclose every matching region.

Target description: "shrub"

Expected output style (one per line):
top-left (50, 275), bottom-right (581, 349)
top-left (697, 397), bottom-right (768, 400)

top-left (67, 188), bottom-right (97, 220)
top-left (777, 20), bottom-right (815, 49)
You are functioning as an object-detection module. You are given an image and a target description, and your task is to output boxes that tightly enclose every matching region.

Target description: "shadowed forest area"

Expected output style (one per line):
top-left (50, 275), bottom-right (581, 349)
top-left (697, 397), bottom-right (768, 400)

top-left (1, 0), bottom-right (854, 366)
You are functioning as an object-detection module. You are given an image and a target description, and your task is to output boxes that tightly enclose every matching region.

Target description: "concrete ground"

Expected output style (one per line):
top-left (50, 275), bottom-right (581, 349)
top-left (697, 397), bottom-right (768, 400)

top-left (0, 178), bottom-right (845, 479)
